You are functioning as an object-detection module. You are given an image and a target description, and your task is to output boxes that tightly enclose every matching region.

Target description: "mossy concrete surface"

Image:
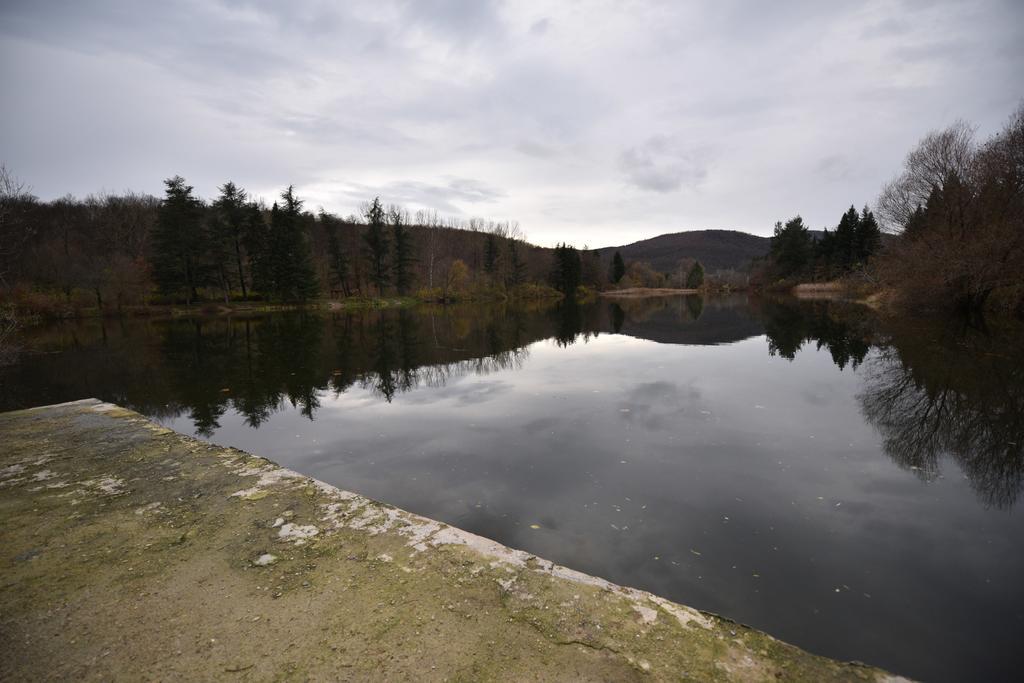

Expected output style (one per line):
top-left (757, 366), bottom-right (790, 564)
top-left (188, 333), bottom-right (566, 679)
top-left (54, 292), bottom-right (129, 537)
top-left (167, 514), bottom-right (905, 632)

top-left (0, 399), bottom-right (910, 682)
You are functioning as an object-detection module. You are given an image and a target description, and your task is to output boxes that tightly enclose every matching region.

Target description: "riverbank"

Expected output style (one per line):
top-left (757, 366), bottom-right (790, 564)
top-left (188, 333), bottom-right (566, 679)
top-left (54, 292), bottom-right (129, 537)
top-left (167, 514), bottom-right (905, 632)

top-left (1, 291), bottom-right (561, 326)
top-left (601, 287), bottom-right (700, 298)
top-left (0, 296), bottom-right (419, 325)
top-left (0, 400), bottom-right (907, 681)
top-left (1, 285), bottom-right (568, 325)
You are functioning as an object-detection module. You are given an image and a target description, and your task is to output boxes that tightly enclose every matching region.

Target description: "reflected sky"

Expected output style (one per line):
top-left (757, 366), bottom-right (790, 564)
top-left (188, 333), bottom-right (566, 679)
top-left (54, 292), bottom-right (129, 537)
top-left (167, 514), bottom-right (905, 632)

top-left (3, 297), bottom-right (1023, 682)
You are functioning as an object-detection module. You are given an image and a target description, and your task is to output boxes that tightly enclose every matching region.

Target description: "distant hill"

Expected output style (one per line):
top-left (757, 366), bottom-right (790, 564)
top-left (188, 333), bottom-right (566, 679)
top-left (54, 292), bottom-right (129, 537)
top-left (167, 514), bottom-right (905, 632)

top-left (597, 229), bottom-right (769, 273)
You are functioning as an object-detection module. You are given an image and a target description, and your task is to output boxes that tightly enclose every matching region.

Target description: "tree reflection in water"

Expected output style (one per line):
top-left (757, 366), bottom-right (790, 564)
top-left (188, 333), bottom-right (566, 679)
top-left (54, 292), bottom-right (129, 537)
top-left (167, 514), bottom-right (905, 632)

top-left (758, 297), bottom-right (1024, 509)
top-left (761, 297), bottom-right (871, 370)
top-left (858, 321), bottom-right (1024, 509)
top-left (5, 295), bottom-right (1023, 508)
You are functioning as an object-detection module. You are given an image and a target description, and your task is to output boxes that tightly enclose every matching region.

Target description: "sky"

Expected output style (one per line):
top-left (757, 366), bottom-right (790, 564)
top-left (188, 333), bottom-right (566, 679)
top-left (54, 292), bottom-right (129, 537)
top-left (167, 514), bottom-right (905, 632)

top-left (1, 0), bottom-right (1021, 247)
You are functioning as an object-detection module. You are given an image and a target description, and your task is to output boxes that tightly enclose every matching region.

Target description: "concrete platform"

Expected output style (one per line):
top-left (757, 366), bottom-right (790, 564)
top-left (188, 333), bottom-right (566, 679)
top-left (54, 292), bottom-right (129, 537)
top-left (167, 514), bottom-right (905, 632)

top-left (0, 399), bottom-right (908, 681)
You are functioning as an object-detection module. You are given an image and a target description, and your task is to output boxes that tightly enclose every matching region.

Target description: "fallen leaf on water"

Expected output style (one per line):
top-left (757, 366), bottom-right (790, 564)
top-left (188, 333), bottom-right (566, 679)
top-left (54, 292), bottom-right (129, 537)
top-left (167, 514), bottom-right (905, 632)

top-left (529, 524), bottom-right (541, 530)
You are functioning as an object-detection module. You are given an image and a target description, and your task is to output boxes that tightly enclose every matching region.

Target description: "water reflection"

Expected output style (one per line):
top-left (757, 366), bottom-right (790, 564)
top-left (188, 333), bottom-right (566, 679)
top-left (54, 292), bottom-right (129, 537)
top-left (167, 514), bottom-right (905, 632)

top-left (3, 296), bottom-right (1023, 509)
top-left (859, 322), bottom-right (1024, 509)
top-left (754, 299), bottom-right (1024, 507)
top-left (760, 298), bottom-right (872, 370)
top-left (1, 295), bottom-right (754, 425)
top-left (8, 299), bottom-right (1024, 507)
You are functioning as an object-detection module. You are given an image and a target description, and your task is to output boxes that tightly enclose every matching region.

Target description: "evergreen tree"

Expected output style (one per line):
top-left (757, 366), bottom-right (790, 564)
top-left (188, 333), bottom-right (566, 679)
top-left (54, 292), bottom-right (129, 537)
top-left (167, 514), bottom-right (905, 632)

top-left (323, 211), bottom-right (351, 297)
top-left (362, 197), bottom-right (390, 294)
top-left (686, 261), bottom-right (704, 289)
top-left (854, 205), bottom-right (881, 264)
top-left (834, 205), bottom-right (860, 270)
top-left (903, 204), bottom-right (928, 241)
top-left (265, 186), bottom-right (318, 301)
top-left (151, 175), bottom-right (207, 305)
top-left (483, 233), bottom-right (499, 278)
top-left (211, 181), bottom-right (249, 301)
top-left (611, 251), bottom-right (626, 283)
top-left (550, 243), bottom-right (582, 296)
top-left (769, 216), bottom-right (813, 279)
top-left (391, 208), bottom-right (416, 295)
top-left (244, 203), bottom-right (272, 297)
top-left (581, 247), bottom-right (602, 288)
top-left (508, 239), bottom-right (527, 287)
top-left (816, 228), bottom-right (837, 278)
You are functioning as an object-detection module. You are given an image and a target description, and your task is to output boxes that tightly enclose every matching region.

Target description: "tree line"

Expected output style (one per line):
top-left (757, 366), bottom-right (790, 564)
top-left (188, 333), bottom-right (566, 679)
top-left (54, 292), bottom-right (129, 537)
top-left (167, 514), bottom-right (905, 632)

top-left (765, 205), bottom-right (882, 282)
top-left (0, 171), bottom-right (620, 314)
top-left (607, 249), bottom-right (707, 290)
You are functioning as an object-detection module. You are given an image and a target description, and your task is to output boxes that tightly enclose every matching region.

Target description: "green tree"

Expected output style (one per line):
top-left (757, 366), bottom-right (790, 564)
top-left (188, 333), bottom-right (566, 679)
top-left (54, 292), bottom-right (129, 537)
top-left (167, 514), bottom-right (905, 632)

top-left (833, 205), bottom-right (860, 270)
top-left (244, 203), bottom-right (272, 297)
top-left (769, 216), bottom-right (813, 279)
top-left (550, 243), bottom-right (582, 296)
top-left (363, 197), bottom-right (390, 294)
top-left (211, 181), bottom-right (250, 301)
top-left (611, 251), bottom-right (626, 283)
top-left (854, 205), bottom-right (881, 264)
top-left (265, 186), bottom-right (318, 301)
top-left (323, 211), bottom-right (351, 297)
top-left (391, 208), bottom-right (416, 295)
top-left (151, 175), bottom-right (207, 305)
top-left (815, 228), bottom-right (837, 278)
top-left (686, 260), bottom-right (704, 289)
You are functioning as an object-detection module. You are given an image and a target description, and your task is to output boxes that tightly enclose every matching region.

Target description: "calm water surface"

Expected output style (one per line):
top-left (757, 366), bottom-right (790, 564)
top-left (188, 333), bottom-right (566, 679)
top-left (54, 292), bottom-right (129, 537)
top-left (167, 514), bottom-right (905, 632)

top-left (3, 295), bottom-right (1023, 682)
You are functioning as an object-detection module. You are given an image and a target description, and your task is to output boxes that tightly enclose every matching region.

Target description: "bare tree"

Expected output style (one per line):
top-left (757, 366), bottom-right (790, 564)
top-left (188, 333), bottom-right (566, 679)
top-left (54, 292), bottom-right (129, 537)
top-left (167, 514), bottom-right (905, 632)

top-left (875, 105), bottom-right (1024, 314)
top-left (877, 120), bottom-right (976, 232)
top-left (0, 164), bottom-right (36, 289)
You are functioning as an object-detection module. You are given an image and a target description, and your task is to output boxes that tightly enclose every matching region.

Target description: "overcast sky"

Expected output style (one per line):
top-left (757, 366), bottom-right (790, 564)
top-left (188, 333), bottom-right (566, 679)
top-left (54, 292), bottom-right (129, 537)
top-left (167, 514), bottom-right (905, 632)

top-left (1, 0), bottom-right (1021, 246)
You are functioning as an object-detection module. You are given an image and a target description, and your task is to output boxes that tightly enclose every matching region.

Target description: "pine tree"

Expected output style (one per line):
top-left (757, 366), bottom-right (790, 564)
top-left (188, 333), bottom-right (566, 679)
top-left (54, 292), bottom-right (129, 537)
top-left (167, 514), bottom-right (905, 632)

top-left (834, 205), bottom-right (860, 270)
top-left (151, 175), bottom-right (207, 305)
top-left (816, 228), bottom-right (837, 278)
top-left (611, 251), bottom-right (626, 283)
top-left (266, 186), bottom-right (318, 301)
top-left (244, 203), bottom-right (272, 297)
top-left (854, 205), bottom-right (881, 264)
top-left (211, 181), bottom-right (249, 301)
top-left (903, 204), bottom-right (928, 240)
top-left (391, 208), bottom-right (416, 295)
top-left (769, 216), bottom-right (812, 279)
top-left (686, 261), bottom-right (704, 289)
top-left (508, 239), bottom-right (527, 287)
top-left (550, 243), bottom-right (582, 296)
top-left (363, 197), bottom-right (390, 294)
top-left (323, 212), bottom-right (351, 297)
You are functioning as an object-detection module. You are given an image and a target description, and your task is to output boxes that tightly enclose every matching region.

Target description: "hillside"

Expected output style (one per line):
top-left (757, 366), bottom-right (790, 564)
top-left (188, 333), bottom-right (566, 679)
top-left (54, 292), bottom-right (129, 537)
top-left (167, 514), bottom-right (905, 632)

top-left (597, 229), bottom-right (769, 273)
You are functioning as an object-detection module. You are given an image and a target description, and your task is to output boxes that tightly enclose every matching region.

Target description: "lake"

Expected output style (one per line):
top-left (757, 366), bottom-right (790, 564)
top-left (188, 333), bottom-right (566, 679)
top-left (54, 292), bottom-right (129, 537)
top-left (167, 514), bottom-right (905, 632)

top-left (3, 295), bottom-right (1022, 682)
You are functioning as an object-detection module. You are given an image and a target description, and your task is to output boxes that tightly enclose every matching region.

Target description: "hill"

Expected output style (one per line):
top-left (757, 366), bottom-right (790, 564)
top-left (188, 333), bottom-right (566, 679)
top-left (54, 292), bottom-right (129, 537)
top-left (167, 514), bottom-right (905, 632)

top-left (597, 229), bottom-right (769, 273)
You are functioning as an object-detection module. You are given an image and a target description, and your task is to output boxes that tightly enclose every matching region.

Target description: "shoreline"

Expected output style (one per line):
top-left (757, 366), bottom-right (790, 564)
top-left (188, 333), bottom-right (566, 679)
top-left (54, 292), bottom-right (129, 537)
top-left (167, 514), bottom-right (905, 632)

top-left (600, 287), bottom-right (702, 298)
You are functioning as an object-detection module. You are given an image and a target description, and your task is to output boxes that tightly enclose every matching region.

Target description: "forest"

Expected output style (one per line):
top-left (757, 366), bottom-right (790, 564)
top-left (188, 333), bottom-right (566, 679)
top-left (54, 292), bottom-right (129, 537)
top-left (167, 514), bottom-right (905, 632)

top-left (0, 172), bottom-right (612, 316)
